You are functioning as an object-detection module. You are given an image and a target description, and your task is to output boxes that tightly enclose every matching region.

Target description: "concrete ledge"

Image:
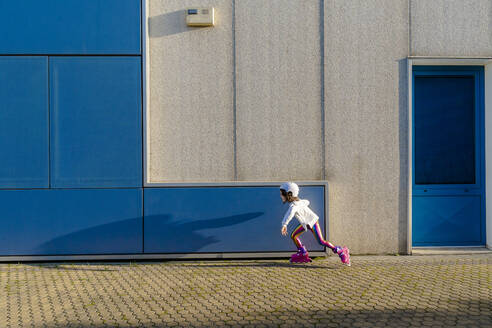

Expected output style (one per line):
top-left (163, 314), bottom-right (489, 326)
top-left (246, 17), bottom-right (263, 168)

top-left (412, 247), bottom-right (492, 255)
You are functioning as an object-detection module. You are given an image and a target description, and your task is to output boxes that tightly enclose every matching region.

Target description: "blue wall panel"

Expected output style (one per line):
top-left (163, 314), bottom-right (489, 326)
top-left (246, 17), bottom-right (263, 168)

top-left (0, 189), bottom-right (142, 255)
top-left (144, 186), bottom-right (326, 253)
top-left (413, 195), bottom-right (482, 246)
top-left (50, 57), bottom-right (142, 188)
top-left (0, 57), bottom-right (49, 188)
top-left (0, 0), bottom-right (140, 54)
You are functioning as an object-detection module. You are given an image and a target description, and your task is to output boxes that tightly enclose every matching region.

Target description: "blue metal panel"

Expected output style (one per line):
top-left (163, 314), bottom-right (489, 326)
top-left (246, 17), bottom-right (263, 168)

top-left (0, 1), bottom-right (141, 54)
top-left (413, 196), bottom-right (482, 246)
top-left (0, 57), bottom-right (48, 188)
top-left (144, 186), bottom-right (326, 253)
top-left (50, 57), bottom-right (142, 188)
top-left (412, 66), bottom-right (485, 246)
top-left (0, 189), bottom-right (143, 255)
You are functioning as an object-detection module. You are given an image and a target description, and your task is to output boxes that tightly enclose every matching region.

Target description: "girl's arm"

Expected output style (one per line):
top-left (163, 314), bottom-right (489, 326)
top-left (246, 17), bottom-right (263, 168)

top-left (281, 205), bottom-right (296, 228)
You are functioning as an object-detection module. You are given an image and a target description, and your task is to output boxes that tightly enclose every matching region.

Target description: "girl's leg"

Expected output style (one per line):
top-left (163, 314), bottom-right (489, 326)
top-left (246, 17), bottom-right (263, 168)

top-left (311, 222), bottom-right (351, 265)
top-left (290, 224), bottom-right (306, 250)
top-left (310, 222), bottom-right (339, 253)
top-left (290, 224), bottom-right (312, 263)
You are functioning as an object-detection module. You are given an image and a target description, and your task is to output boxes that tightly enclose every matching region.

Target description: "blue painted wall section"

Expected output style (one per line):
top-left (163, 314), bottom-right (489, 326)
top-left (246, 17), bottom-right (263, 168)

top-left (50, 57), bottom-right (142, 188)
top-left (0, 57), bottom-right (49, 188)
top-left (144, 186), bottom-right (326, 253)
top-left (0, 189), bottom-right (143, 255)
top-left (0, 0), bottom-right (141, 54)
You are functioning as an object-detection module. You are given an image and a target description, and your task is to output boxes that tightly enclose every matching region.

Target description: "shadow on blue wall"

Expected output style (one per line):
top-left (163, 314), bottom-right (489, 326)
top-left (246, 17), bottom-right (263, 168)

top-left (33, 212), bottom-right (263, 255)
top-left (144, 212), bottom-right (264, 253)
top-left (34, 218), bottom-right (142, 255)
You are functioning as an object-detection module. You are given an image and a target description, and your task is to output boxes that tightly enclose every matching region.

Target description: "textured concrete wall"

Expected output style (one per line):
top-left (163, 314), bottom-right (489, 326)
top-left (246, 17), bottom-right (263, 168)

top-left (148, 0), bottom-right (323, 182)
top-left (235, 0), bottom-right (323, 181)
top-left (147, 0), bottom-right (411, 254)
top-left (324, 0), bottom-right (409, 254)
top-left (148, 0), bottom-right (234, 182)
top-left (411, 0), bottom-right (492, 57)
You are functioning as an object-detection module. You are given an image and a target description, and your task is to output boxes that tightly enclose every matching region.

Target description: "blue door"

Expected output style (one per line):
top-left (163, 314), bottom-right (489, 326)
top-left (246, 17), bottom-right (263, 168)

top-left (412, 66), bottom-right (485, 246)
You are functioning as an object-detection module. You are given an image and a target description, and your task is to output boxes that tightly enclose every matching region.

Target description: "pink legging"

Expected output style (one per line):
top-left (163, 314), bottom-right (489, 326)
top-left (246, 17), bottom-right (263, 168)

top-left (291, 222), bottom-right (336, 251)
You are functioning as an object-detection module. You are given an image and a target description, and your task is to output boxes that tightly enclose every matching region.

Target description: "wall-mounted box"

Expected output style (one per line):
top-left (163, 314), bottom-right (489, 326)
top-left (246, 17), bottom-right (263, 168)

top-left (186, 7), bottom-right (215, 27)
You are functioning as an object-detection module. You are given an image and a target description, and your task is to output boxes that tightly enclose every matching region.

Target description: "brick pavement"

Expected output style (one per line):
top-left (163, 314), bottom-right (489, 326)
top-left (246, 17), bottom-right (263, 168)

top-left (0, 254), bottom-right (491, 327)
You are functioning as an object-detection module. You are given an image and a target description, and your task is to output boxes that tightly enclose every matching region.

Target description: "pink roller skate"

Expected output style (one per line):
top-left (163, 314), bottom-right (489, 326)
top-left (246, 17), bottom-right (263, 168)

top-left (290, 247), bottom-right (312, 263)
top-left (289, 251), bottom-right (300, 262)
top-left (338, 247), bottom-right (351, 266)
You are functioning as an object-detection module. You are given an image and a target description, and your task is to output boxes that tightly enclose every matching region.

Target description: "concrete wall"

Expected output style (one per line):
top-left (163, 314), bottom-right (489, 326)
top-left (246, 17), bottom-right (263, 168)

top-left (148, 0), bottom-right (234, 182)
top-left (148, 0), bottom-right (323, 183)
top-left (324, 0), bottom-right (409, 254)
top-left (146, 0), bottom-right (492, 254)
top-left (411, 0), bottom-right (492, 57)
top-left (235, 0), bottom-right (323, 181)
top-left (147, 0), bottom-right (409, 254)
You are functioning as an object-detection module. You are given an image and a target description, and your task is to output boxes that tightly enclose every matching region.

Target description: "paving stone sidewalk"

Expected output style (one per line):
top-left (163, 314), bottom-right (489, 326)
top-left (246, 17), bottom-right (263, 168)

top-left (0, 254), bottom-right (491, 327)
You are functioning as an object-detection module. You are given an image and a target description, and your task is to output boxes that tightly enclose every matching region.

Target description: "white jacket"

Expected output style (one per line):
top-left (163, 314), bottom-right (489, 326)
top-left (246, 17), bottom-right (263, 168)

top-left (281, 199), bottom-right (319, 231)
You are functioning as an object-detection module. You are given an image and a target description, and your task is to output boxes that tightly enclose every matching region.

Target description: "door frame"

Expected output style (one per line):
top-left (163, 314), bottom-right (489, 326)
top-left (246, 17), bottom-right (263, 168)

top-left (407, 58), bottom-right (491, 253)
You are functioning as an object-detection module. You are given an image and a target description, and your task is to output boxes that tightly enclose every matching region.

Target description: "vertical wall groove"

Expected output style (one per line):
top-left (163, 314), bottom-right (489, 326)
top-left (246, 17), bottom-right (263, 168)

top-left (320, 0), bottom-right (326, 180)
top-left (408, 0), bottom-right (412, 56)
top-left (232, 0), bottom-right (238, 181)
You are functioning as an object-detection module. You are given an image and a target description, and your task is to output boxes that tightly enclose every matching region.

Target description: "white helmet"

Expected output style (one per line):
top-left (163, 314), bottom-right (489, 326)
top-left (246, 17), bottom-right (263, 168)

top-left (280, 182), bottom-right (299, 197)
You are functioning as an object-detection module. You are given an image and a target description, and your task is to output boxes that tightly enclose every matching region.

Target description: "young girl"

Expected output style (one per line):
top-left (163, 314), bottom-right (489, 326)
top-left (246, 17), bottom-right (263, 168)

top-left (280, 182), bottom-right (350, 265)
